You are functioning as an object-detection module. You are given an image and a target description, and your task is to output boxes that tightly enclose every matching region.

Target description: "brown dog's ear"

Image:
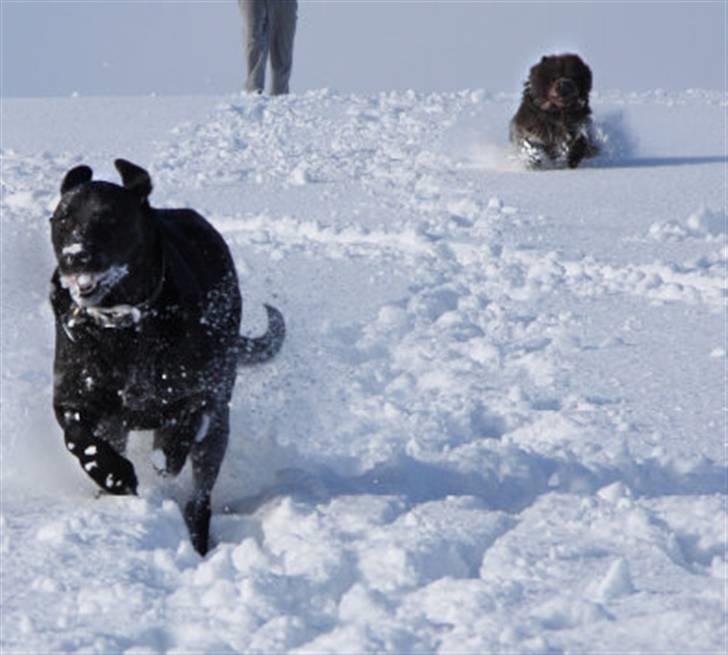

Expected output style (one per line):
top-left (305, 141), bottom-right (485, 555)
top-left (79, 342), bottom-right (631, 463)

top-left (582, 64), bottom-right (593, 94)
top-left (60, 165), bottom-right (93, 194)
top-left (114, 159), bottom-right (152, 202)
top-left (564, 54), bottom-right (592, 94)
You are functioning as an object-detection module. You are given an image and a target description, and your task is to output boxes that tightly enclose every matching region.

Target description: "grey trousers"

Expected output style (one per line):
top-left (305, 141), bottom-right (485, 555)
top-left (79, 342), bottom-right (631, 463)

top-left (239, 0), bottom-right (298, 95)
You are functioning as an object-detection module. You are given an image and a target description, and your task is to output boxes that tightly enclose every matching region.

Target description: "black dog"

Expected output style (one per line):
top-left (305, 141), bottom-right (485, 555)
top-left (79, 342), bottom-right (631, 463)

top-left (510, 53), bottom-right (598, 169)
top-left (50, 159), bottom-right (285, 554)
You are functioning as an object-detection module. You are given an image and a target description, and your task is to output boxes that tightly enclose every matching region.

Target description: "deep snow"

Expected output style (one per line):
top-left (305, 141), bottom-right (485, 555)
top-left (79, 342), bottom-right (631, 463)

top-left (1, 89), bottom-right (726, 653)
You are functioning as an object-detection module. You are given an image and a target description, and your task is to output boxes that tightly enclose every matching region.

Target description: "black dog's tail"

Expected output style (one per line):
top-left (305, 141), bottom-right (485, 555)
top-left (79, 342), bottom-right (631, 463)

top-left (237, 304), bottom-right (286, 366)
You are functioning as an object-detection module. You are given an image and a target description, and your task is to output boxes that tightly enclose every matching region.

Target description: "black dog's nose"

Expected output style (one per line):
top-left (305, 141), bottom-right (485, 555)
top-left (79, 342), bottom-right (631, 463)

top-left (557, 78), bottom-right (576, 95)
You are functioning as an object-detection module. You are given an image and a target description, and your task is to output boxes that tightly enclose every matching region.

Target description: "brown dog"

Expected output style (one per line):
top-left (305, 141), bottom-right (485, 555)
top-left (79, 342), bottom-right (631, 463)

top-left (510, 53), bottom-right (598, 169)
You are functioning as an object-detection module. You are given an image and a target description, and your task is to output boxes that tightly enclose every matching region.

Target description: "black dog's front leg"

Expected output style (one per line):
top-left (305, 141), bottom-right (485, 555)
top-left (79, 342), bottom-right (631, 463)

top-left (59, 410), bottom-right (138, 495)
top-left (183, 406), bottom-right (229, 555)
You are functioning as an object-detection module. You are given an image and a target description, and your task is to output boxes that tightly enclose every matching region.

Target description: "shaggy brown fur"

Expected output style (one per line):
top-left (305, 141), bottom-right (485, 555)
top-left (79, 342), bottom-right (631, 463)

top-left (510, 53), bottom-right (598, 169)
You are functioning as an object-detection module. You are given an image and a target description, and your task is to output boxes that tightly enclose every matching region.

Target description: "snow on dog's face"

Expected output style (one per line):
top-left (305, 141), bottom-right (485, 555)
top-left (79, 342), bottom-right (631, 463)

top-left (51, 160), bottom-right (155, 307)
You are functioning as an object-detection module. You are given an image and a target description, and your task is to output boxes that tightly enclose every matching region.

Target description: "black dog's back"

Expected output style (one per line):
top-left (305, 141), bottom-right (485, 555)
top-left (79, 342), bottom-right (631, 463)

top-left (157, 209), bottom-right (286, 367)
top-left (156, 208), bottom-right (241, 316)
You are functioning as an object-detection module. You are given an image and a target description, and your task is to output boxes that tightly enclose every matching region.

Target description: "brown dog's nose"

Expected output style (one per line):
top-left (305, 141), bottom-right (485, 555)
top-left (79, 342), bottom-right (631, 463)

top-left (557, 78), bottom-right (576, 95)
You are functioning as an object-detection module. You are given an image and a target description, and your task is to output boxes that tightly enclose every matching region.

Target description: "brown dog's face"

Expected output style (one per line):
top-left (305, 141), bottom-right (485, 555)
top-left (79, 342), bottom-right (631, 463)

top-left (528, 54), bottom-right (592, 111)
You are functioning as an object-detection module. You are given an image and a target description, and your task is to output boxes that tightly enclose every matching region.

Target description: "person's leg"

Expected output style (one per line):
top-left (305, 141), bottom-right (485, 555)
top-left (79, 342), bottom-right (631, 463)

top-left (269, 0), bottom-right (297, 95)
top-left (239, 0), bottom-right (270, 93)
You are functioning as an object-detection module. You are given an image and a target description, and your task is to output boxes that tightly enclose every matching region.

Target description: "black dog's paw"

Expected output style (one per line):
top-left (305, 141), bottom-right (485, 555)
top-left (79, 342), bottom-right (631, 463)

top-left (80, 440), bottom-right (138, 495)
top-left (184, 497), bottom-right (212, 555)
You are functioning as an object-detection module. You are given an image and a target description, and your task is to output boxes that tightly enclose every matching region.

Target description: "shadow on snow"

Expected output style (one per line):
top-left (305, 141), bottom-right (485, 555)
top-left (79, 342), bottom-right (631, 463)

top-left (596, 155), bottom-right (727, 169)
top-left (223, 449), bottom-right (727, 518)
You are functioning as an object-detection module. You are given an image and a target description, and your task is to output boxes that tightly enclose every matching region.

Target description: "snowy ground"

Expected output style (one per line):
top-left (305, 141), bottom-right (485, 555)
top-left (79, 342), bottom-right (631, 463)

top-left (1, 89), bottom-right (726, 653)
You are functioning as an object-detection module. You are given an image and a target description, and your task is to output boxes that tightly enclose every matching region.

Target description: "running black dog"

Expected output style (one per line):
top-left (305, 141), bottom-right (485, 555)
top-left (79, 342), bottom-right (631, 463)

top-left (50, 159), bottom-right (285, 554)
top-left (510, 53), bottom-right (598, 169)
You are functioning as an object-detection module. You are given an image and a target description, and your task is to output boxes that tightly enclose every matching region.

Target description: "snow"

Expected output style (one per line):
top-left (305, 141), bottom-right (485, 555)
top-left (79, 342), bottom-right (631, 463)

top-left (1, 89), bottom-right (726, 653)
top-left (61, 243), bottom-right (84, 256)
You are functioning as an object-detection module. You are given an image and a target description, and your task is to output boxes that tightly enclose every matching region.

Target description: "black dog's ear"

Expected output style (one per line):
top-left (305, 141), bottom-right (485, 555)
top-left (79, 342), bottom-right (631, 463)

top-left (114, 159), bottom-right (152, 201)
top-left (60, 165), bottom-right (93, 194)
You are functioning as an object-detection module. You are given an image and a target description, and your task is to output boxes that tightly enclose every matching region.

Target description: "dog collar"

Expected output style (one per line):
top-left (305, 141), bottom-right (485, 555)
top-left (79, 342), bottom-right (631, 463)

top-left (69, 303), bottom-right (142, 331)
top-left (63, 259), bottom-right (166, 338)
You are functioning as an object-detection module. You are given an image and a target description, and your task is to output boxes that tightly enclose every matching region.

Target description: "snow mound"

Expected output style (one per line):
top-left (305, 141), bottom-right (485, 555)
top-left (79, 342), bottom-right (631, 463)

top-left (649, 206), bottom-right (727, 242)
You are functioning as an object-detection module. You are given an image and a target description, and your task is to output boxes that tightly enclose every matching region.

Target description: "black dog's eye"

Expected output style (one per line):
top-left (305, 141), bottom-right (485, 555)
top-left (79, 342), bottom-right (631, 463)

top-left (98, 212), bottom-right (122, 227)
